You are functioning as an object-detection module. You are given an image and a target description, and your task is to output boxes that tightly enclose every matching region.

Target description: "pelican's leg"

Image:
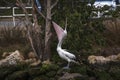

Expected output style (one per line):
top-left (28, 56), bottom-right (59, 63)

top-left (63, 62), bottom-right (70, 69)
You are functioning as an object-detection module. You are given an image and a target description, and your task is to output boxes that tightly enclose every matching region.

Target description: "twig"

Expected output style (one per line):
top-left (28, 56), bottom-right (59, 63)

top-left (50, 0), bottom-right (59, 10)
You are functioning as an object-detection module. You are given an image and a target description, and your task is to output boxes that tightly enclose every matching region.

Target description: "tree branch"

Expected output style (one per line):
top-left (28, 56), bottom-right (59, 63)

top-left (16, 0), bottom-right (40, 59)
top-left (51, 12), bottom-right (56, 17)
top-left (16, 0), bottom-right (31, 24)
top-left (34, 5), bottom-right (46, 20)
top-left (50, 0), bottom-right (59, 10)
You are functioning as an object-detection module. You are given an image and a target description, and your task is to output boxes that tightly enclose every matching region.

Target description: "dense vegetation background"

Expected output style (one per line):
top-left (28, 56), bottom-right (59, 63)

top-left (0, 0), bottom-right (120, 80)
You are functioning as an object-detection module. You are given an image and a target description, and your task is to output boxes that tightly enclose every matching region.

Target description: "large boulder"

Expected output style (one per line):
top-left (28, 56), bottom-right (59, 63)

top-left (88, 55), bottom-right (110, 64)
top-left (88, 53), bottom-right (120, 64)
top-left (0, 50), bottom-right (24, 66)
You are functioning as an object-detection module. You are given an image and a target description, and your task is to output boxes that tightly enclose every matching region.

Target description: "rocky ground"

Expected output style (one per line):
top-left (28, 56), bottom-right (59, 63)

top-left (0, 50), bottom-right (84, 80)
top-left (0, 50), bottom-right (120, 80)
top-left (0, 63), bottom-right (85, 80)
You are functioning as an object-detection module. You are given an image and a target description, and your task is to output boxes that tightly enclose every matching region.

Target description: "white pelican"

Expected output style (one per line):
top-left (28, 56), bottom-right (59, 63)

top-left (52, 21), bottom-right (77, 69)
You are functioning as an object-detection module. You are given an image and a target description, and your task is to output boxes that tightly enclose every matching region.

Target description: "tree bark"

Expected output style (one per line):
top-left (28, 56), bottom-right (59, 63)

top-left (31, 0), bottom-right (43, 60)
top-left (43, 0), bottom-right (52, 61)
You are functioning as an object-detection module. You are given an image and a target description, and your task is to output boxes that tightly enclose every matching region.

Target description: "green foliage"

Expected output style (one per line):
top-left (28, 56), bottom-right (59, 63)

top-left (46, 71), bottom-right (56, 77)
top-left (0, 0), bottom-right (16, 7)
top-left (70, 65), bottom-right (87, 75)
top-left (0, 63), bottom-right (29, 79)
top-left (41, 63), bottom-right (59, 71)
top-left (6, 71), bottom-right (29, 80)
top-left (53, 0), bottom-right (106, 58)
top-left (109, 66), bottom-right (120, 80)
top-left (0, 61), bottom-right (120, 80)
top-left (0, 9), bottom-right (12, 15)
top-left (95, 70), bottom-right (112, 80)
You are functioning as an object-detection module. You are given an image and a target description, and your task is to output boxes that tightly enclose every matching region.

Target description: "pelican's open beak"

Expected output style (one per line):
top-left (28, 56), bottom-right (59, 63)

top-left (52, 21), bottom-right (64, 42)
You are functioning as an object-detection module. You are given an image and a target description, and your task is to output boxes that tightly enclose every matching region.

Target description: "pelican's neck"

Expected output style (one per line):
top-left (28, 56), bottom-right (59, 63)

top-left (57, 39), bottom-right (63, 48)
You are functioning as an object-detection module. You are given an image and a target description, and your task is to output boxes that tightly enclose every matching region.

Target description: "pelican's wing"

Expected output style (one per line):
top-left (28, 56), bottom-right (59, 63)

top-left (62, 49), bottom-right (76, 59)
top-left (52, 21), bottom-right (65, 41)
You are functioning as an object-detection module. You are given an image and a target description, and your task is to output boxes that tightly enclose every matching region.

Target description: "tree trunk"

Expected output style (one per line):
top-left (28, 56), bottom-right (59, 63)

top-left (43, 0), bottom-right (52, 61)
top-left (32, 0), bottom-right (43, 60)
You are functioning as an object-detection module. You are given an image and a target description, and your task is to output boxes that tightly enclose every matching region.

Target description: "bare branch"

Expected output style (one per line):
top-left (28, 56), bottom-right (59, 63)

top-left (34, 5), bottom-right (46, 20)
top-left (51, 12), bottom-right (56, 17)
top-left (35, 5), bottom-right (51, 21)
top-left (50, 0), bottom-right (59, 10)
top-left (27, 31), bottom-right (38, 58)
top-left (31, 0), bottom-right (39, 28)
top-left (16, 0), bottom-right (31, 24)
top-left (16, 0), bottom-right (41, 59)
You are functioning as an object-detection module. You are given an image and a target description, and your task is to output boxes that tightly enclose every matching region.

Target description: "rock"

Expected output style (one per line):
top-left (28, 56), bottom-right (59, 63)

top-left (88, 55), bottom-right (109, 64)
top-left (28, 52), bottom-right (37, 59)
top-left (88, 54), bottom-right (120, 65)
top-left (0, 50), bottom-right (24, 66)
top-left (106, 55), bottom-right (118, 61)
top-left (58, 72), bottom-right (82, 80)
top-left (25, 52), bottom-right (41, 66)
top-left (0, 50), bottom-right (42, 66)
top-left (2, 52), bottom-right (11, 58)
top-left (117, 53), bottom-right (120, 60)
top-left (42, 60), bottom-right (51, 64)
top-left (30, 60), bottom-right (41, 66)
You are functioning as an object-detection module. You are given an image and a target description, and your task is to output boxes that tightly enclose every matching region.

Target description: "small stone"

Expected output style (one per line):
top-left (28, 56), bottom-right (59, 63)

top-left (28, 52), bottom-right (36, 59)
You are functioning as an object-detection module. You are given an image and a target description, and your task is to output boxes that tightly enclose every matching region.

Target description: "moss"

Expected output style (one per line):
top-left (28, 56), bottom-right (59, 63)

top-left (0, 63), bottom-right (30, 79)
top-left (28, 67), bottom-right (44, 78)
top-left (70, 65), bottom-right (87, 75)
top-left (41, 63), bottom-right (59, 72)
top-left (46, 71), bottom-right (56, 77)
top-left (49, 78), bottom-right (56, 80)
top-left (51, 54), bottom-right (62, 63)
top-left (39, 75), bottom-right (49, 80)
top-left (109, 67), bottom-right (120, 80)
top-left (33, 77), bottom-right (41, 80)
top-left (33, 75), bottom-right (49, 80)
top-left (39, 67), bottom-right (47, 74)
top-left (0, 65), bottom-right (18, 79)
top-left (6, 71), bottom-right (29, 80)
top-left (111, 71), bottom-right (120, 80)
top-left (48, 64), bottom-right (60, 71)
top-left (95, 70), bottom-right (112, 80)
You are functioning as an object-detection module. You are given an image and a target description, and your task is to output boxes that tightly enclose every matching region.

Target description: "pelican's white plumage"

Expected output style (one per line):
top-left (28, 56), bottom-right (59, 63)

top-left (52, 21), bottom-right (77, 69)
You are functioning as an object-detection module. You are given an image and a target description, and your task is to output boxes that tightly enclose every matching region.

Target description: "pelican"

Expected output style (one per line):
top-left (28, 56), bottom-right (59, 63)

top-left (52, 21), bottom-right (77, 69)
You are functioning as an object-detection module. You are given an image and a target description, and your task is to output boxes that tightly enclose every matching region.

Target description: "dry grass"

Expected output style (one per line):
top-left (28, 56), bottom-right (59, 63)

top-left (103, 18), bottom-right (120, 47)
top-left (96, 18), bottom-right (120, 56)
top-left (0, 25), bottom-right (31, 59)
